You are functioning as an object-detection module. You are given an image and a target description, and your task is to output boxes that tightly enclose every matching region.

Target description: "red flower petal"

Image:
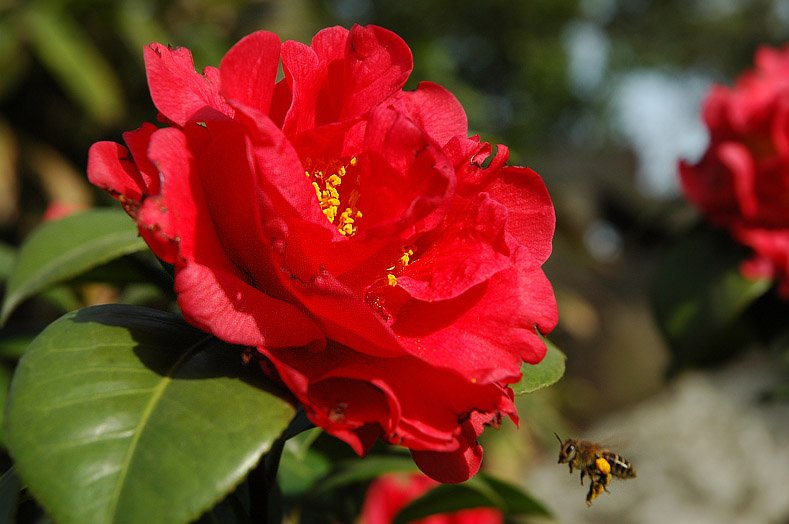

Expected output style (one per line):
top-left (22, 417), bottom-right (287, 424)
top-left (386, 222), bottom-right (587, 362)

top-left (231, 102), bottom-right (330, 226)
top-left (395, 81), bottom-right (468, 147)
top-left (308, 25), bottom-right (351, 128)
top-left (448, 137), bottom-right (510, 196)
top-left (679, 157), bottom-right (739, 225)
top-left (339, 25), bottom-right (413, 120)
top-left (175, 261), bottom-right (325, 350)
top-left (356, 105), bottom-right (455, 237)
top-left (717, 141), bottom-right (758, 218)
top-left (361, 472), bottom-right (503, 524)
top-left (411, 418), bottom-right (484, 484)
top-left (680, 43), bottom-right (789, 295)
top-left (279, 39), bottom-right (324, 135)
top-left (183, 117), bottom-right (296, 296)
top-left (311, 25), bottom-right (351, 63)
top-left (262, 341), bottom-right (516, 455)
top-left (278, 25), bottom-right (413, 133)
top-left (361, 474), bottom-right (438, 524)
top-left (121, 122), bottom-right (161, 195)
top-left (394, 273), bottom-right (546, 384)
top-left (280, 270), bottom-right (406, 358)
top-left (144, 43), bottom-right (234, 126)
top-left (397, 194), bottom-right (511, 301)
top-left (144, 127), bottom-right (325, 349)
top-left (446, 136), bottom-right (555, 265)
top-left (733, 227), bottom-right (789, 297)
top-left (87, 141), bottom-right (145, 203)
top-left (395, 237), bottom-right (555, 382)
top-left (219, 30), bottom-right (281, 115)
top-left (486, 166), bottom-right (556, 265)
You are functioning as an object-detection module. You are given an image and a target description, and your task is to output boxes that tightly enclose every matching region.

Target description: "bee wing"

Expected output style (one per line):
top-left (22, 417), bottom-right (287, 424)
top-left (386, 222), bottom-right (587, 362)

top-left (584, 432), bottom-right (633, 453)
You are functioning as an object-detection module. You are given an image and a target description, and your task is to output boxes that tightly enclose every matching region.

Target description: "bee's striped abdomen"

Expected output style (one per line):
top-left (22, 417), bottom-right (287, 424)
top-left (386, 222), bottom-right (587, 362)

top-left (601, 452), bottom-right (636, 479)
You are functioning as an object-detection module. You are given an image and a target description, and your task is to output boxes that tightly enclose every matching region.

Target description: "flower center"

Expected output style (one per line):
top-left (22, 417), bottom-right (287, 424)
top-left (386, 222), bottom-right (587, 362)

top-left (305, 157), bottom-right (362, 237)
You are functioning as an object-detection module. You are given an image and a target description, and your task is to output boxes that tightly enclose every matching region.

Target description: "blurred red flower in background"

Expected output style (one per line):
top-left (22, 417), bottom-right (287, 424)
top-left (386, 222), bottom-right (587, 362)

top-left (680, 44), bottom-right (789, 296)
top-left (360, 473), bottom-right (502, 524)
top-left (87, 25), bottom-right (557, 482)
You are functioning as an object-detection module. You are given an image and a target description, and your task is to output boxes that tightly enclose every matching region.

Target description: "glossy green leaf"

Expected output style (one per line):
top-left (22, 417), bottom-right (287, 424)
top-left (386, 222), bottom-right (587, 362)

top-left (6, 304), bottom-right (296, 524)
top-left (22, 4), bottom-right (124, 125)
top-left (512, 338), bottom-right (566, 395)
top-left (1, 209), bottom-right (146, 324)
top-left (651, 225), bottom-right (771, 371)
top-left (392, 473), bottom-right (551, 524)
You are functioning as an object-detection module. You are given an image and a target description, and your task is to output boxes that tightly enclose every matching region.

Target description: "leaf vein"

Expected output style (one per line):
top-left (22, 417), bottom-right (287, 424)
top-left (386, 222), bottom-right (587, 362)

top-left (104, 335), bottom-right (213, 522)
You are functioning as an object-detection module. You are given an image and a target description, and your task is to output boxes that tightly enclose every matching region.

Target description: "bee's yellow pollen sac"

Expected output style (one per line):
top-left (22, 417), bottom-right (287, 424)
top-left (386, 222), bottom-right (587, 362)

top-left (595, 457), bottom-right (611, 475)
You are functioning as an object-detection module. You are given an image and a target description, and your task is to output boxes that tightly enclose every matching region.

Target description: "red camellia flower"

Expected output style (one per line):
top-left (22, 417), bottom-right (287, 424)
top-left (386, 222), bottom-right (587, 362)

top-left (680, 44), bottom-right (789, 296)
top-left (360, 472), bottom-right (503, 524)
top-left (87, 25), bottom-right (557, 483)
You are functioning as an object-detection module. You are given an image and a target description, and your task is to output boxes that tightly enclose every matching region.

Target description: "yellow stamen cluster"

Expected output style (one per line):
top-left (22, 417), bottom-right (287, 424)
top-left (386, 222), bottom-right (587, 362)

top-left (306, 157), bottom-right (362, 237)
top-left (382, 246), bottom-right (416, 288)
top-left (364, 246), bottom-right (418, 322)
top-left (387, 247), bottom-right (415, 274)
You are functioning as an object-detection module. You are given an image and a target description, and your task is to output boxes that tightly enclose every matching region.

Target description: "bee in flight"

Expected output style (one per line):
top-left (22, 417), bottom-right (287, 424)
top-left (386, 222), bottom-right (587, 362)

top-left (554, 433), bottom-right (636, 506)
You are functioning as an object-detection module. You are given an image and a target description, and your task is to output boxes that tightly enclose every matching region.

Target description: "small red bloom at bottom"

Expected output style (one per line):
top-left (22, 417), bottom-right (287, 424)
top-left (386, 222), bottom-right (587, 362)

top-left (361, 472), bottom-right (502, 524)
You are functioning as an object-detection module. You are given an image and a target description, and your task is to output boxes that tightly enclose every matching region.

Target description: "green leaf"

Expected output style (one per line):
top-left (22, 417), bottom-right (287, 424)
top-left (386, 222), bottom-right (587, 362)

top-left (392, 473), bottom-right (551, 524)
top-left (313, 455), bottom-right (419, 496)
top-left (0, 242), bottom-right (15, 281)
top-left (0, 333), bottom-right (33, 361)
top-left (6, 304), bottom-right (296, 524)
top-left (278, 428), bottom-right (332, 496)
top-left (651, 225), bottom-right (772, 371)
top-left (113, 2), bottom-right (170, 67)
top-left (22, 3), bottom-right (124, 125)
top-left (0, 362), bottom-right (13, 446)
top-left (0, 467), bottom-right (21, 524)
top-left (39, 286), bottom-right (83, 315)
top-left (0, 18), bottom-right (29, 100)
top-left (512, 338), bottom-right (566, 395)
top-left (1, 209), bottom-right (147, 324)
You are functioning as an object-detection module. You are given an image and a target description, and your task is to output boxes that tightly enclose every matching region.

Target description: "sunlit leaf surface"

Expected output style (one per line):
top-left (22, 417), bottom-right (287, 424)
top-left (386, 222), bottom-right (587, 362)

top-left (6, 304), bottom-right (295, 524)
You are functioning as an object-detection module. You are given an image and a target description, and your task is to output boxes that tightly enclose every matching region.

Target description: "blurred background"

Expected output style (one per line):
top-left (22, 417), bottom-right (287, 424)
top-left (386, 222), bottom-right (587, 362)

top-left (1, 0), bottom-right (788, 522)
